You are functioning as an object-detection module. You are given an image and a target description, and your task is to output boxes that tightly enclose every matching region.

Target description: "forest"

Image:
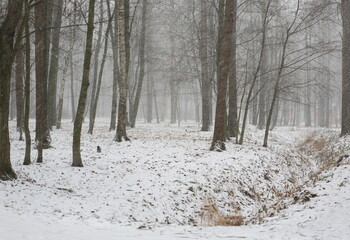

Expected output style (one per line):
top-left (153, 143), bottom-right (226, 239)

top-left (0, 0), bottom-right (350, 239)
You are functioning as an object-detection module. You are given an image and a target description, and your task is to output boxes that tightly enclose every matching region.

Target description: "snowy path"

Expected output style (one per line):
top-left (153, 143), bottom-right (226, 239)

top-left (1, 164), bottom-right (349, 240)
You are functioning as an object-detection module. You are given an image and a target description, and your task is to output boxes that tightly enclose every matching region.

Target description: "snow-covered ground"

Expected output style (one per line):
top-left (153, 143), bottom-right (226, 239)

top-left (1, 120), bottom-right (349, 239)
top-left (1, 164), bottom-right (349, 240)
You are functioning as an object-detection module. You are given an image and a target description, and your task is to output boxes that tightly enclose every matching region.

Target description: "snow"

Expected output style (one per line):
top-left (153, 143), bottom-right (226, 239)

top-left (1, 120), bottom-right (349, 239)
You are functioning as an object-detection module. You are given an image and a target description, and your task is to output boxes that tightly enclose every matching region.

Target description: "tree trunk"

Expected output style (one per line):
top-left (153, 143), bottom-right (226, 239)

top-left (227, 0), bottom-right (238, 137)
top-left (318, 89), bottom-right (326, 127)
top-left (24, 12), bottom-right (31, 165)
top-left (200, 0), bottom-right (210, 131)
top-left (257, 47), bottom-right (268, 130)
top-left (89, 0), bottom-right (103, 133)
top-left (72, 0), bottom-right (96, 167)
top-left (153, 80), bottom-right (160, 123)
top-left (48, 0), bottom-right (63, 129)
top-left (147, 73), bottom-right (153, 123)
top-left (210, 0), bottom-right (234, 151)
top-left (170, 36), bottom-right (177, 124)
top-left (0, 0), bottom-right (23, 180)
top-left (170, 81), bottom-right (178, 124)
top-left (70, 49), bottom-right (76, 122)
top-left (264, 34), bottom-right (290, 147)
top-left (252, 87), bottom-right (258, 126)
top-left (35, 0), bottom-right (50, 162)
top-left (15, 45), bottom-right (24, 140)
top-left (304, 35), bottom-right (312, 127)
top-left (56, 54), bottom-right (70, 129)
top-left (239, 0), bottom-right (271, 144)
top-left (129, 0), bottom-right (147, 127)
top-left (88, 21), bottom-right (111, 134)
top-left (109, 0), bottom-right (119, 131)
top-left (114, 0), bottom-right (130, 142)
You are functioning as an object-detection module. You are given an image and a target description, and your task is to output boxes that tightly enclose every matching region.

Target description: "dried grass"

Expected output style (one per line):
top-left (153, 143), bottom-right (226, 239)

top-left (200, 197), bottom-right (244, 226)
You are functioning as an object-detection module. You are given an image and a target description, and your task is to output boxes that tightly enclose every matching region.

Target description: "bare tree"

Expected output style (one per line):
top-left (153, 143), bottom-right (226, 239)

top-left (0, 0), bottom-right (23, 180)
top-left (108, 0), bottom-right (119, 131)
top-left (210, 0), bottom-right (234, 151)
top-left (48, 0), bottom-right (64, 129)
top-left (199, 0), bottom-right (210, 132)
top-left (72, 0), bottom-right (96, 167)
top-left (23, 3), bottom-right (31, 165)
top-left (114, 0), bottom-right (130, 142)
top-left (129, 0), bottom-right (148, 128)
top-left (88, 17), bottom-right (112, 134)
top-left (15, 44), bottom-right (24, 140)
top-left (227, 0), bottom-right (238, 137)
top-left (88, 0), bottom-right (104, 135)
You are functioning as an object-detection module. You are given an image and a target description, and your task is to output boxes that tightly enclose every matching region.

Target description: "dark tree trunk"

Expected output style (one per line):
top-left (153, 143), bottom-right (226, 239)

top-left (227, 0), bottom-right (238, 137)
top-left (200, 0), bottom-right (210, 132)
top-left (252, 87), bottom-right (258, 126)
top-left (89, 0), bottom-right (103, 133)
top-left (0, 0), bottom-right (23, 180)
top-left (257, 47), bottom-right (267, 130)
top-left (24, 12), bottom-right (31, 166)
top-left (72, 0), bottom-right (96, 167)
top-left (70, 48), bottom-right (76, 122)
top-left (264, 37), bottom-right (289, 147)
top-left (114, 0), bottom-right (130, 142)
top-left (129, 0), bottom-right (147, 128)
top-left (48, 0), bottom-right (63, 129)
top-left (239, 0), bottom-right (270, 145)
top-left (125, 0), bottom-right (131, 78)
top-left (109, 0), bottom-right (119, 131)
top-left (15, 46), bottom-right (24, 140)
top-left (70, 2), bottom-right (77, 122)
top-left (88, 21), bottom-right (111, 134)
top-left (210, 0), bottom-right (234, 151)
top-left (35, 0), bottom-right (50, 162)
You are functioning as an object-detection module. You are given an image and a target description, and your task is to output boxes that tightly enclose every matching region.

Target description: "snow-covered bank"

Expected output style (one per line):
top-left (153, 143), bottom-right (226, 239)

top-left (1, 163), bottom-right (349, 240)
top-left (1, 121), bottom-right (317, 225)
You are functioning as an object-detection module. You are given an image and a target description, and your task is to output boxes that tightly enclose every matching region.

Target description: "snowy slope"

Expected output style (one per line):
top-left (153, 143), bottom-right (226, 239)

top-left (0, 121), bottom-right (349, 239)
top-left (1, 163), bottom-right (349, 239)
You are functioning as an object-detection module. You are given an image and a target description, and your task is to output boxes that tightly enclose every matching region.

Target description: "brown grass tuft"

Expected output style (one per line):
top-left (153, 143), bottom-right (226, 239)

top-left (200, 197), bottom-right (244, 226)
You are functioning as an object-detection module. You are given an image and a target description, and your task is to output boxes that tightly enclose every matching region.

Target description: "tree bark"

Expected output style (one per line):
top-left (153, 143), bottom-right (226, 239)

top-left (24, 10), bottom-right (31, 165)
top-left (129, 0), bottom-right (148, 127)
top-left (227, 0), bottom-right (238, 137)
top-left (0, 0), bottom-right (23, 180)
top-left (239, 0), bottom-right (271, 145)
top-left (257, 47), bottom-right (268, 130)
top-left (210, 0), bottom-right (234, 151)
top-left (114, 0), bottom-right (130, 142)
top-left (153, 80), bottom-right (160, 123)
top-left (72, 0), bottom-right (96, 167)
top-left (147, 72), bottom-right (153, 123)
top-left (48, 0), bottom-right (63, 129)
top-left (200, 0), bottom-right (210, 132)
top-left (15, 45), bottom-right (24, 140)
top-left (56, 53), bottom-right (70, 129)
top-left (35, 0), bottom-right (49, 162)
top-left (88, 21), bottom-right (111, 134)
top-left (89, 0), bottom-right (103, 133)
top-left (109, 0), bottom-right (119, 131)
top-left (170, 36), bottom-right (177, 124)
